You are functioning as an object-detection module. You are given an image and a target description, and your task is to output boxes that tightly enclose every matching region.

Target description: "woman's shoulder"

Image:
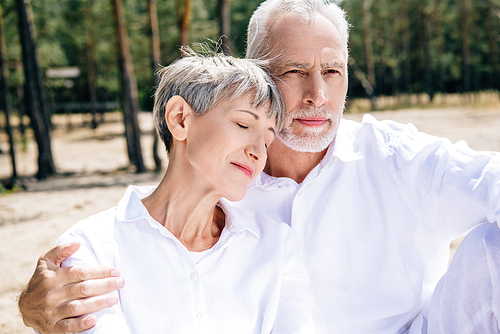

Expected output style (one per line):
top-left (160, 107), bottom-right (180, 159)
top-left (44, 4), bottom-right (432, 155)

top-left (55, 207), bottom-right (121, 268)
top-left (57, 207), bottom-right (118, 246)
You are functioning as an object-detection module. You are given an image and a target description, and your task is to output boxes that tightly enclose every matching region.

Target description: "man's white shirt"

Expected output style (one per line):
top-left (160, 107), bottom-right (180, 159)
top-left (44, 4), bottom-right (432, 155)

top-left (232, 114), bottom-right (500, 334)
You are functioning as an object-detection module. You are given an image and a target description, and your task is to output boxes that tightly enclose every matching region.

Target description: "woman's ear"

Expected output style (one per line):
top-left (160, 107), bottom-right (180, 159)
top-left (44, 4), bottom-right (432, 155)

top-left (165, 96), bottom-right (194, 142)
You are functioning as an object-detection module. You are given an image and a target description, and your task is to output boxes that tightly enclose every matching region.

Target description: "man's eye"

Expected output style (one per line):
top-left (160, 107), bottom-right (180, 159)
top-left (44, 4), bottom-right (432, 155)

top-left (326, 69), bottom-right (339, 74)
top-left (237, 123), bottom-right (248, 129)
top-left (286, 70), bottom-right (299, 74)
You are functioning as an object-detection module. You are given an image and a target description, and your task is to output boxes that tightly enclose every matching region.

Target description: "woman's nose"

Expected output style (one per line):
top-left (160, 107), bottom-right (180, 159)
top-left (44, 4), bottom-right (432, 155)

top-left (246, 137), bottom-right (267, 161)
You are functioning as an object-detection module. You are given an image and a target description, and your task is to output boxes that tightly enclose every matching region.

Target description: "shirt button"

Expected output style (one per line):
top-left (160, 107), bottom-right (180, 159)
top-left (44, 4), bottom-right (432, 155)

top-left (197, 312), bottom-right (204, 319)
top-left (190, 273), bottom-right (198, 281)
top-left (299, 241), bottom-right (304, 248)
top-left (297, 189), bottom-right (303, 197)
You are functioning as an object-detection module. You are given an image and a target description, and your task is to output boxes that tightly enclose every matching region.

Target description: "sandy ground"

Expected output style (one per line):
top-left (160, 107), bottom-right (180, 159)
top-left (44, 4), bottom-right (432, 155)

top-left (1, 104), bottom-right (500, 333)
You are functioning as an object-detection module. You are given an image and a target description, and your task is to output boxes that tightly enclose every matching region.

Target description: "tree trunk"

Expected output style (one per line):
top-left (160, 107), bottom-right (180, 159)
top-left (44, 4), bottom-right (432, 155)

top-left (0, 4), bottom-right (17, 179)
top-left (433, 0), bottom-right (445, 93)
top-left (86, 42), bottom-right (98, 129)
top-left (348, 57), bottom-right (378, 109)
top-left (147, 0), bottom-right (162, 171)
top-left (373, 3), bottom-right (385, 96)
top-left (485, 0), bottom-right (500, 90)
top-left (469, 6), bottom-right (480, 92)
top-left (400, 0), bottom-right (412, 95)
top-left (17, 0), bottom-right (56, 179)
top-left (15, 61), bottom-right (26, 142)
top-left (111, 0), bottom-right (145, 173)
top-left (389, 3), bottom-right (401, 96)
top-left (419, 3), bottom-right (434, 101)
top-left (218, 0), bottom-right (232, 55)
top-left (362, 0), bottom-right (376, 91)
top-left (460, 0), bottom-right (471, 92)
top-left (85, 0), bottom-right (98, 129)
top-left (177, 0), bottom-right (193, 47)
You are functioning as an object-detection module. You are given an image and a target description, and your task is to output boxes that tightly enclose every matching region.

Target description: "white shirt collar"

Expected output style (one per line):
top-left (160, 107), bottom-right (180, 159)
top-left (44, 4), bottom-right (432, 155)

top-left (116, 185), bottom-right (261, 239)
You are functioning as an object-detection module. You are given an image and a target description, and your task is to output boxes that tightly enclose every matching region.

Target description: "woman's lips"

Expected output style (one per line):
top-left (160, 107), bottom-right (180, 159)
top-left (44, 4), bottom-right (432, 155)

top-left (296, 117), bottom-right (328, 126)
top-left (232, 162), bottom-right (253, 178)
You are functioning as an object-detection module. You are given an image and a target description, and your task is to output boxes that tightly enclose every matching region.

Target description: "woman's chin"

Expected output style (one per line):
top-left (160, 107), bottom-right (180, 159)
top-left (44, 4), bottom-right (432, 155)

top-left (222, 189), bottom-right (247, 202)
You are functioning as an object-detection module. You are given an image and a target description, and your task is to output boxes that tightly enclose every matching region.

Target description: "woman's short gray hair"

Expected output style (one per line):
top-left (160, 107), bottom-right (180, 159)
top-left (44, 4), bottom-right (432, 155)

top-left (246, 0), bottom-right (349, 60)
top-left (153, 52), bottom-right (285, 153)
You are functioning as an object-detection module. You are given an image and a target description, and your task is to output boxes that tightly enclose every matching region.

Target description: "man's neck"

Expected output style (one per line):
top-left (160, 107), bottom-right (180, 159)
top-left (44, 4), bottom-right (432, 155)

top-left (264, 138), bottom-right (329, 184)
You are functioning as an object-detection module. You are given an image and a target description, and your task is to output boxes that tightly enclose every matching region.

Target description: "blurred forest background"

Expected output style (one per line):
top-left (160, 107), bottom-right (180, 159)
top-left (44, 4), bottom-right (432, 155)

top-left (1, 0), bottom-right (500, 181)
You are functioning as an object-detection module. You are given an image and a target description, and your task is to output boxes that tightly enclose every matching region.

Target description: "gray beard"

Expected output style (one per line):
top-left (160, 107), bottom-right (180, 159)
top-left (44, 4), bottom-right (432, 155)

top-left (278, 126), bottom-right (337, 153)
top-left (277, 105), bottom-right (342, 152)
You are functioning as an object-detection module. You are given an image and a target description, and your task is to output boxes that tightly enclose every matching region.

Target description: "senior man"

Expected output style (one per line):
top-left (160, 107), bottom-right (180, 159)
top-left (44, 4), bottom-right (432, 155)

top-left (18, 0), bottom-right (500, 333)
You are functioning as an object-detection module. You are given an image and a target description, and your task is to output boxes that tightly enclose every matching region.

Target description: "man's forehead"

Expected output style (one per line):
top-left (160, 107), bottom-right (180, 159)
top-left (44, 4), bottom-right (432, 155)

top-left (267, 21), bottom-right (347, 71)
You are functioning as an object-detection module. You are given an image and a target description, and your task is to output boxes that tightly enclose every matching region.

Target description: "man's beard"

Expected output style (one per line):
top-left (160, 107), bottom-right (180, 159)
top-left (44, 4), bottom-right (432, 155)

top-left (278, 105), bottom-right (342, 153)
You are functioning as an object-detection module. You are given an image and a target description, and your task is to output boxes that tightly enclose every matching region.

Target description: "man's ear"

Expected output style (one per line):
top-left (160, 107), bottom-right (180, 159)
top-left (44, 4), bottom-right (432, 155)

top-left (165, 96), bottom-right (194, 142)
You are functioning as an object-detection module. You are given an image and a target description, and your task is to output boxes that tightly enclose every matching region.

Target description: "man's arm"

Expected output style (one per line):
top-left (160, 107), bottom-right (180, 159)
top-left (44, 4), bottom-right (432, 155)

top-left (18, 242), bottom-right (124, 334)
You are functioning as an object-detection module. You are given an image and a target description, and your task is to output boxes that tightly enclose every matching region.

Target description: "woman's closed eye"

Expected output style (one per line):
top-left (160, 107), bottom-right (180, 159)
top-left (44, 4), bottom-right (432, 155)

top-left (237, 123), bottom-right (249, 129)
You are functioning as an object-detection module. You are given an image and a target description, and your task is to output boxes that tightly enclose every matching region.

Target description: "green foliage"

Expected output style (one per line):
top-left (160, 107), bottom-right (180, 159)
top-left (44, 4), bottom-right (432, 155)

top-left (0, 182), bottom-right (20, 195)
top-left (342, 0), bottom-right (500, 97)
top-left (1, 0), bottom-right (499, 108)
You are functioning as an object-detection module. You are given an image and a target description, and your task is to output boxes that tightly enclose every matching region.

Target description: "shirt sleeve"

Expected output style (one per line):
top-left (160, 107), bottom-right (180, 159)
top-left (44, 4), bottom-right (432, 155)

top-left (57, 224), bottom-right (132, 334)
top-left (271, 230), bottom-right (316, 334)
top-left (424, 222), bottom-right (500, 333)
top-left (388, 119), bottom-right (500, 238)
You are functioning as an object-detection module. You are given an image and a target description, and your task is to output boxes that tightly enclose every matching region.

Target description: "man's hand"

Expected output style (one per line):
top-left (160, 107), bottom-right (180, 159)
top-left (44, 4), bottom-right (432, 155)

top-left (18, 242), bottom-right (125, 333)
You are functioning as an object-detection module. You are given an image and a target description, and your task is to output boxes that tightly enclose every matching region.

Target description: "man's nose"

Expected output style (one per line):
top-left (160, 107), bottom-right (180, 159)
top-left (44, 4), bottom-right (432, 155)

top-left (303, 73), bottom-right (328, 106)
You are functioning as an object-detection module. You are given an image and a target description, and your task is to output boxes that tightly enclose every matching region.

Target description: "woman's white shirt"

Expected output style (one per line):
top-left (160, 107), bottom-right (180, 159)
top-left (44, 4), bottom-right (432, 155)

top-left (57, 185), bottom-right (314, 334)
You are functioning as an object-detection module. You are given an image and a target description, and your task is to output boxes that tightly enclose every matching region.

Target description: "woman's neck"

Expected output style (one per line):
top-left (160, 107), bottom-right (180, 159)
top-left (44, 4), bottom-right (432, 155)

top-left (141, 160), bottom-right (225, 252)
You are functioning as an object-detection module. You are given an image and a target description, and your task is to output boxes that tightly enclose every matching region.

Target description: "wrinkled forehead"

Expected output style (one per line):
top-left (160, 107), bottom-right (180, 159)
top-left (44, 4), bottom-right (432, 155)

top-left (266, 13), bottom-right (347, 68)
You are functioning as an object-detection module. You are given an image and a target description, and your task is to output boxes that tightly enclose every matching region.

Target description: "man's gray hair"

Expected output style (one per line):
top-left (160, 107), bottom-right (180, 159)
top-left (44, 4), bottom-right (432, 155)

top-left (246, 0), bottom-right (349, 60)
top-left (153, 52), bottom-right (285, 153)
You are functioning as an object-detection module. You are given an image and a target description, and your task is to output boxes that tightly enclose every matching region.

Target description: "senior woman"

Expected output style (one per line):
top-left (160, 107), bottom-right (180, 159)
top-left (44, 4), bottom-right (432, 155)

top-left (55, 54), bottom-right (314, 334)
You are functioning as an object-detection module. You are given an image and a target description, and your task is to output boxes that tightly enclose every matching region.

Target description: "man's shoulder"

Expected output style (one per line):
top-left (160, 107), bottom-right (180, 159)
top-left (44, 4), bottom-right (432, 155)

top-left (339, 114), bottom-right (422, 153)
top-left (341, 114), bottom-right (417, 137)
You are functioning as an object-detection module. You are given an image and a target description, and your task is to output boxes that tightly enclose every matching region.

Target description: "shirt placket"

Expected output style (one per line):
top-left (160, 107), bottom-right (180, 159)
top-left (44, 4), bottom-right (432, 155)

top-left (170, 242), bottom-right (209, 333)
top-left (290, 183), bottom-right (308, 247)
top-left (189, 263), bottom-right (209, 333)
top-left (192, 231), bottom-right (237, 333)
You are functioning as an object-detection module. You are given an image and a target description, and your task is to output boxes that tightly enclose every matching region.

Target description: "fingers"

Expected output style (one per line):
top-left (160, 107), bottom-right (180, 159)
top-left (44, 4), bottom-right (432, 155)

top-left (63, 265), bottom-right (121, 284)
top-left (64, 276), bottom-right (125, 300)
top-left (19, 243), bottom-right (124, 334)
top-left (54, 314), bottom-right (97, 333)
top-left (42, 242), bottom-right (81, 267)
top-left (57, 293), bottom-right (120, 320)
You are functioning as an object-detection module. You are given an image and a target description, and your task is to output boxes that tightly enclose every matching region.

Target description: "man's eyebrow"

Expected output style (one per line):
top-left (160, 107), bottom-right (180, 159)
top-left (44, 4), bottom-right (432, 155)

top-left (322, 61), bottom-right (345, 69)
top-left (275, 62), bottom-right (312, 71)
top-left (274, 61), bottom-right (345, 71)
